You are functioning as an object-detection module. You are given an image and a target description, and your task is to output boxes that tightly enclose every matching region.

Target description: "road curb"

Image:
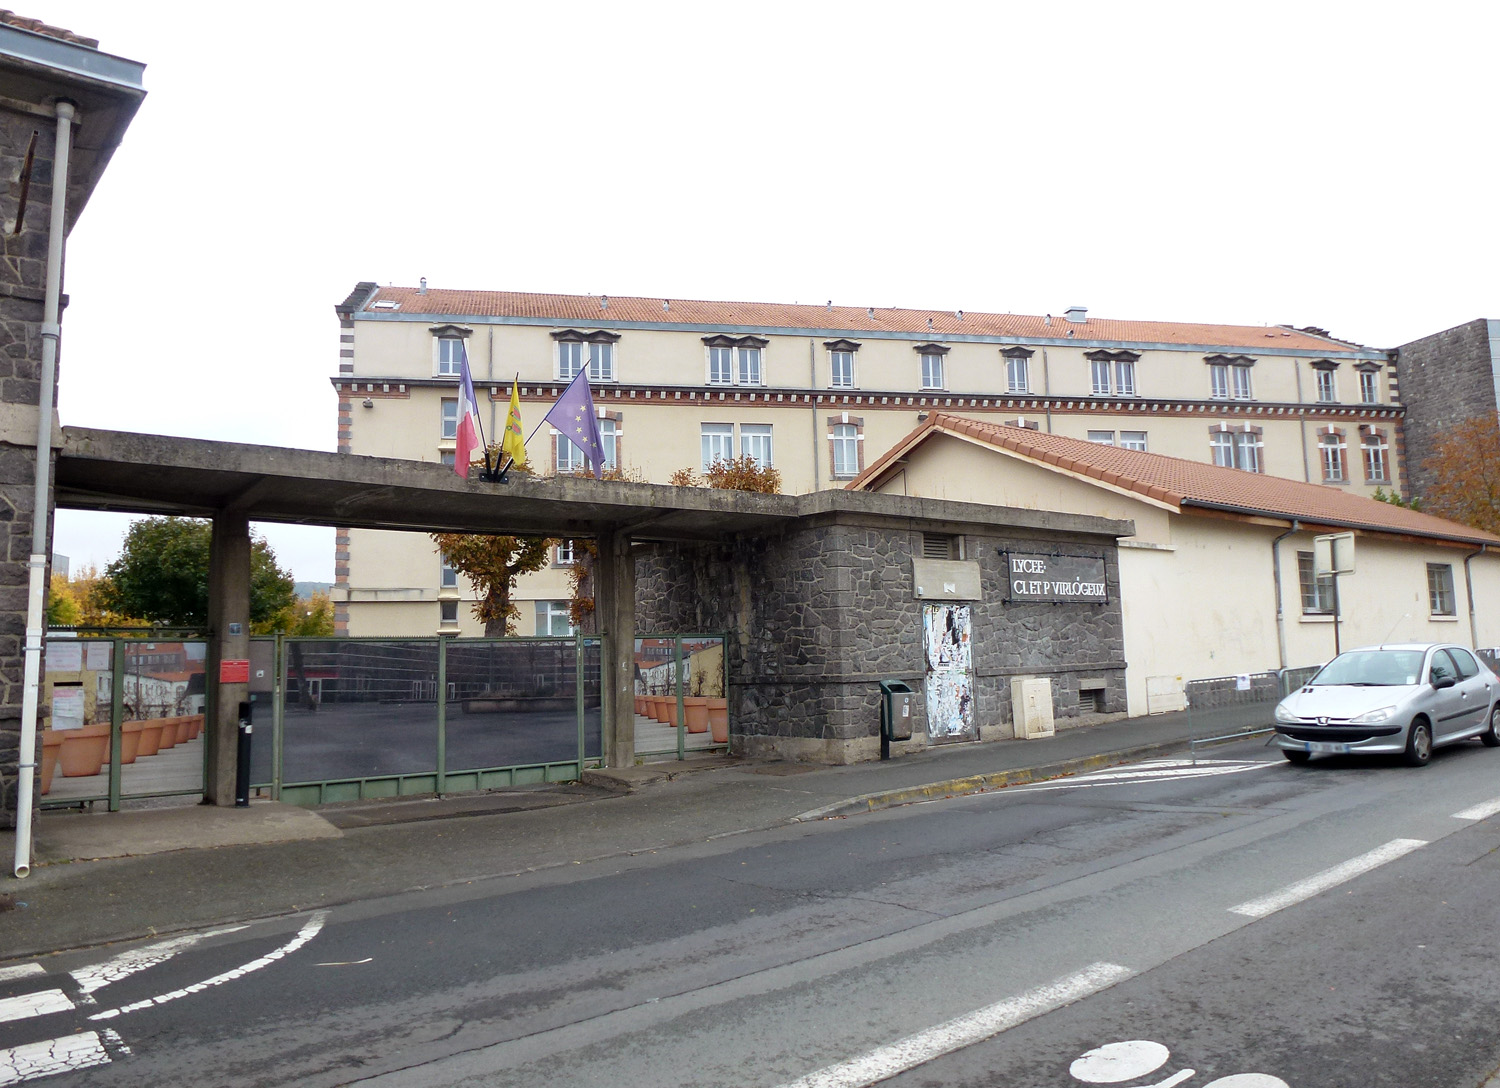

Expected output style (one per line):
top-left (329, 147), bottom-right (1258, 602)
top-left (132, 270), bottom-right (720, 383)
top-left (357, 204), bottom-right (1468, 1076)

top-left (791, 739), bottom-right (1196, 822)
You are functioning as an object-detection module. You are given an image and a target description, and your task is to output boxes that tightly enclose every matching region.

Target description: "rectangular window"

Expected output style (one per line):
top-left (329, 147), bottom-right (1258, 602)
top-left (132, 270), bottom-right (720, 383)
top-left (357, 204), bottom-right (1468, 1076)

top-left (1363, 436), bottom-right (1389, 483)
top-left (1235, 431), bottom-right (1261, 472)
top-left (598, 418), bottom-right (618, 471)
top-left (1210, 431), bottom-right (1234, 467)
top-left (701, 423), bottom-right (734, 469)
top-left (1232, 365), bottom-right (1253, 399)
top-left (1087, 430), bottom-right (1115, 445)
top-left (921, 353), bottom-right (944, 390)
top-left (738, 347), bottom-right (762, 386)
top-left (830, 350), bottom-right (855, 388)
top-left (588, 342), bottom-right (614, 382)
top-left (439, 599), bottom-right (459, 626)
top-left (440, 398), bottom-right (459, 440)
top-left (1210, 364), bottom-right (1230, 399)
top-left (441, 562), bottom-right (458, 589)
top-left (437, 338), bottom-right (464, 376)
top-left (555, 541), bottom-right (575, 566)
top-left (708, 346), bottom-right (733, 385)
top-left (1119, 430), bottom-right (1148, 451)
top-left (535, 600), bottom-right (574, 636)
top-left (740, 424), bottom-right (773, 468)
top-left (1360, 370), bottom-right (1379, 404)
top-left (831, 423), bottom-right (859, 477)
top-left (1091, 359), bottom-right (1112, 396)
top-left (1297, 552), bottom-right (1335, 614)
top-left (1428, 564), bottom-right (1456, 616)
top-left (559, 341), bottom-right (586, 381)
top-left (1007, 355), bottom-right (1029, 394)
top-left (439, 450), bottom-right (456, 466)
top-left (1115, 359), bottom-right (1136, 396)
top-left (556, 435), bottom-right (586, 474)
top-left (1320, 436), bottom-right (1346, 482)
top-left (1316, 369), bottom-right (1337, 403)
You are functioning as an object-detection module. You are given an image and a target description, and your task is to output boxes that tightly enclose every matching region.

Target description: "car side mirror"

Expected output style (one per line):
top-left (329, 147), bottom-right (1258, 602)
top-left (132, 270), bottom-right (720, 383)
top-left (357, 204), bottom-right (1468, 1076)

top-left (1433, 675), bottom-right (1457, 690)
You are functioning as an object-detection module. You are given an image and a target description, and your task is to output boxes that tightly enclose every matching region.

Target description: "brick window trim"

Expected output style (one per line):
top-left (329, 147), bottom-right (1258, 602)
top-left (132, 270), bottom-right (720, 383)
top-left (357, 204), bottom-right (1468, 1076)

top-left (1209, 422), bottom-right (1263, 435)
top-left (827, 414), bottom-right (865, 479)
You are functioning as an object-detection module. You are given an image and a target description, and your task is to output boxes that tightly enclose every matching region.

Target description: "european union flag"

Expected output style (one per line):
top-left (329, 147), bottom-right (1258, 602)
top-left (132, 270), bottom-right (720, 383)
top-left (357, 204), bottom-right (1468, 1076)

top-left (542, 369), bottom-right (606, 479)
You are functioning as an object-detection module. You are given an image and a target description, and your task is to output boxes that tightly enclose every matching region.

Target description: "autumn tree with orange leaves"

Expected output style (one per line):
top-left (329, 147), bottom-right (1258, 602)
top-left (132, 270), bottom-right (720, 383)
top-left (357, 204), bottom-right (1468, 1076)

top-left (1421, 412), bottom-right (1500, 535)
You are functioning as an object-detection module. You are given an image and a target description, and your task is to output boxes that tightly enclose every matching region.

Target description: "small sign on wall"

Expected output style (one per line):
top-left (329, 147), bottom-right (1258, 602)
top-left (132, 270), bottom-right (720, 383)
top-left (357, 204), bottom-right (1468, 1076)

top-left (219, 659), bottom-right (250, 684)
top-left (1003, 552), bottom-right (1109, 603)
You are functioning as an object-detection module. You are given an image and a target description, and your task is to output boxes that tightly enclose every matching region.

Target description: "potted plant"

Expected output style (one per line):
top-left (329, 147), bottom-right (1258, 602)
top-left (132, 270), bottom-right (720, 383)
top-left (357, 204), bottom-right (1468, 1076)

top-left (683, 663), bottom-right (710, 733)
top-left (40, 729), bottom-right (64, 794)
top-left (134, 719), bottom-right (165, 757)
top-left (59, 722), bottom-right (110, 778)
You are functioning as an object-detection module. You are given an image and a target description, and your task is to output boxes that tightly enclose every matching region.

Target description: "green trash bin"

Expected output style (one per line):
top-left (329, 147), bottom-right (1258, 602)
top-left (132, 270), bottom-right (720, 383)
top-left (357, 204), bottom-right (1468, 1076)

top-left (879, 679), bottom-right (916, 759)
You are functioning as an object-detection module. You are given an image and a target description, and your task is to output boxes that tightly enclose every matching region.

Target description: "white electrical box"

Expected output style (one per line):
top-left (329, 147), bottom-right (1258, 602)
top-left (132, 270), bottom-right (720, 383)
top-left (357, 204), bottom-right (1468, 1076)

top-left (1011, 676), bottom-right (1055, 739)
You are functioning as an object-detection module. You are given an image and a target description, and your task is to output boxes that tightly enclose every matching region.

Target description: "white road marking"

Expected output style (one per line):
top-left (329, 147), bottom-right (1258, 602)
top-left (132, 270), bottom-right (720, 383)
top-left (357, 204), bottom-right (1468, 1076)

top-left (1229, 838), bottom-right (1426, 918)
top-left (1070, 1038), bottom-right (1171, 1081)
top-left (0, 967), bottom-right (43, 985)
top-left (1013, 761), bottom-right (1276, 796)
top-left (0, 989), bottom-right (73, 1025)
top-left (1452, 797), bottom-right (1500, 821)
top-left (89, 911), bottom-right (327, 1022)
top-left (0, 1028), bottom-right (127, 1085)
top-left (774, 962), bottom-right (1133, 1088)
top-left (71, 924), bottom-right (247, 997)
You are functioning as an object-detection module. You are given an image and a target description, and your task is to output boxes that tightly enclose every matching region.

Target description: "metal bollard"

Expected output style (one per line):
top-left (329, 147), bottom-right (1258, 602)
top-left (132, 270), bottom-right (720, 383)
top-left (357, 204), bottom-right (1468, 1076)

top-left (234, 699), bottom-right (252, 807)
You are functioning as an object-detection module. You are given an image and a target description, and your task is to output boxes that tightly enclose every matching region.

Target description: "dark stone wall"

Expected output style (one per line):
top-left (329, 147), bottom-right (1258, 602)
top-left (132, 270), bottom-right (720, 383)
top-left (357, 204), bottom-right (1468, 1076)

top-left (635, 517), bottom-right (1125, 762)
top-left (1396, 319), bottom-right (1496, 498)
top-left (0, 109), bottom-right (58, 826)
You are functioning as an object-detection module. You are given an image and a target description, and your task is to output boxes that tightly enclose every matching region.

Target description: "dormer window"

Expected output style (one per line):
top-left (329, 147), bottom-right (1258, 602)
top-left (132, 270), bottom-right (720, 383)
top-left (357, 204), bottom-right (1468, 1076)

top-left (1311, 359), bottom-right (1339, 404)
top-left (551, 329), bottom-right (620, 382)
top-left (430, 324), bottom-right (472, 377)
top-left (1002, 347), bottom-right (1034, 394)
top-left (914, 342), bottom-right (949, 390)
top-left (703, 335), bottom-right (768, 386)
top-left (1086, 349), bottom-right (1140, 396)
top-left (825, 339), bottom-right (860, 389)
top-left (1206, 354), bottom-right (1255, 400)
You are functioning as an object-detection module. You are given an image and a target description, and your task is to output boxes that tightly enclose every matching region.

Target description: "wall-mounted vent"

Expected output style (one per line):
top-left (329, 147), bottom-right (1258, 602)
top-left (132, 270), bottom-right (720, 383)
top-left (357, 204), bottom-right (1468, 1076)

top-left (922, 533), bottom-right (961, 560)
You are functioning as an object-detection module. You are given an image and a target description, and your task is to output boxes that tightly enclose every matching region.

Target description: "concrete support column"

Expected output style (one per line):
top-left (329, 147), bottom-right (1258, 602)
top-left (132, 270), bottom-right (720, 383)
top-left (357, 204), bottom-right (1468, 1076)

top-left (594, 529), bottom-right (635, 768)
top-left (204, 511), bottom-right (250, 805)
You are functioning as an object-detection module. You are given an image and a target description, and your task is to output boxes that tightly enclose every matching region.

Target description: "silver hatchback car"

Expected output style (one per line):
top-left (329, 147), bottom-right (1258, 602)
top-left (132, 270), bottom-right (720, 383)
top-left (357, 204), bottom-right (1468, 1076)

top-left (1273, 643), bottom-right (1500, 766)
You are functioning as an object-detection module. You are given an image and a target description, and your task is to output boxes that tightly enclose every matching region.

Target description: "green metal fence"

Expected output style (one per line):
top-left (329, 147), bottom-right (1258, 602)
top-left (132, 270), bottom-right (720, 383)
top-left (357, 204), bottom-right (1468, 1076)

top-left (249, 634), bottom-right (603, 806)
top-left (633, 633), bottom-right (731, 759)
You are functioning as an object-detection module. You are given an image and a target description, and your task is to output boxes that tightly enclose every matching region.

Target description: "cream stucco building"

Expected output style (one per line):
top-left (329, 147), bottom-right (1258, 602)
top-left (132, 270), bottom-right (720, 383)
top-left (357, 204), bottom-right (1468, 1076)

top-left (330, 283), bottom-right (1402, 638)
top-left (849, 415), bottom-right (1500, 717)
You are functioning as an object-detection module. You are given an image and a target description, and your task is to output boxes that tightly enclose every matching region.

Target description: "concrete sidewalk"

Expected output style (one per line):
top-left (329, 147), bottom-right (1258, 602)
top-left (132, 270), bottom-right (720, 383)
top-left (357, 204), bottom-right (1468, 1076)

top-left (0, 704), bottom-right (1275, 959)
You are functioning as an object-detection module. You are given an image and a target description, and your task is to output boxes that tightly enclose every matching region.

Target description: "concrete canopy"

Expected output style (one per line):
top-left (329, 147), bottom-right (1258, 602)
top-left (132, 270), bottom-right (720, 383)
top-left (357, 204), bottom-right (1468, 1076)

top-left (55, 427), bottom-right (1134, 543)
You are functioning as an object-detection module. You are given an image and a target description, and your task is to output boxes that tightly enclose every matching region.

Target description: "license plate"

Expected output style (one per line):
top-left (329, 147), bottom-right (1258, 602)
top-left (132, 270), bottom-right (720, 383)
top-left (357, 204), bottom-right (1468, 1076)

top-left (1306, 741), bottom-right (1349, 754)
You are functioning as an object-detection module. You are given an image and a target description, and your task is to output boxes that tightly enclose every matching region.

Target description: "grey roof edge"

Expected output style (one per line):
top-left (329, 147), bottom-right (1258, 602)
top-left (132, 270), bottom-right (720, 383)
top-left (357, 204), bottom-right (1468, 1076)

top-left (0, 23), bottom-right (146, 94)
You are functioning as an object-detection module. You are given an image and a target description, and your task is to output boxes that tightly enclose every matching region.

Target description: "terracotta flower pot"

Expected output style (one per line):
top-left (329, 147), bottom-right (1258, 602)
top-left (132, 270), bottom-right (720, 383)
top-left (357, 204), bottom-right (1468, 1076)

top-left (651, 696), bottom-right (671, 723)
top-left (59, 723), bottom-right (110, 778)
top-left (708, 698), bottom-right (729, 744)
top-left (633, 695), bottom-right (645, 715)
top-left (184, 714), bottom-right (203, 741)
top-left (664, 697), bottom-right (681, 728)
top-left (135, 720), bottom-right (164, 757)
top-left (156, 718), bottom-right (179, 749)
top-left (40, 729), bottom-right (64, 794)
top-left (121, 721), bottom-right (143, 764)
top-left (684, 696), bottom-right (709, 733)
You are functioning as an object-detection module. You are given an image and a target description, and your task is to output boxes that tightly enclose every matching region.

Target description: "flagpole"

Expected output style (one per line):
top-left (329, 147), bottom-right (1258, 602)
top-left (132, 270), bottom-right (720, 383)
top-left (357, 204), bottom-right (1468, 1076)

top-left (459, 342), bottom-right (495, 480)
top-left (495, 371), bottom-right (525, 481)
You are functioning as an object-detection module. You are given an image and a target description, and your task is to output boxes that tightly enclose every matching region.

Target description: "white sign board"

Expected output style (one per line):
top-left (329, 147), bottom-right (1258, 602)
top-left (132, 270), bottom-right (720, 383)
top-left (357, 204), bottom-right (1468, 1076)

top-left (1314, 531), bottom-right (1355, 576)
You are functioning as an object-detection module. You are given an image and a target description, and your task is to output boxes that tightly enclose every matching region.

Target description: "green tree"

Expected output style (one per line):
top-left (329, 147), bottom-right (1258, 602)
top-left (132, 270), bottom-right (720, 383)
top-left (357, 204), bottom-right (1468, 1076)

top-left (263, 590), bottom-right (336, 637)
top-left (45, 571), bottom-right (79, 627)
top-left (431, 533), bottom-right (553, 636)
top-left (99, 517), bottom-right (296, 629)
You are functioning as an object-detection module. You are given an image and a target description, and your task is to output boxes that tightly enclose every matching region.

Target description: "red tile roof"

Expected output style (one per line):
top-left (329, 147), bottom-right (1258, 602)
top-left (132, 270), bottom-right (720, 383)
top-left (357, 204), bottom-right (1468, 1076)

top-left (849, 414), bottom-right (1500, 547)
top-left (359, 285), bottom-right (1370, 355)
top-left (0, 9), bottom-right (98, 47)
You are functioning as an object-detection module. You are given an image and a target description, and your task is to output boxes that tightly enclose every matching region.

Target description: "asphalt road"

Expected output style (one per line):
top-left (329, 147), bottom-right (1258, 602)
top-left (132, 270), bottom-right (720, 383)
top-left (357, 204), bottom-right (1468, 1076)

top-left (6, 738), bottom-right (1500, 1088)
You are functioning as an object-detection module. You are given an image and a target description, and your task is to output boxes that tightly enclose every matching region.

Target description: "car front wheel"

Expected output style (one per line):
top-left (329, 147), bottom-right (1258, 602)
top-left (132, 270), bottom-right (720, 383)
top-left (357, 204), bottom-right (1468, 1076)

top-left (1405, 720), bottom-right (1433, 767)
top-left (1482, 705), bottom-right (1500, 748)
top-left (1283, 748), bottom-right (1311, 765)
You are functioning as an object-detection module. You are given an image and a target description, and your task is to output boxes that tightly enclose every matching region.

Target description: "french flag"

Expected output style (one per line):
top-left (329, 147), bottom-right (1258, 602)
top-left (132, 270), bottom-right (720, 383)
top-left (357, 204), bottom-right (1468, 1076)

top-left (454, 344), bottom-right (483, 478)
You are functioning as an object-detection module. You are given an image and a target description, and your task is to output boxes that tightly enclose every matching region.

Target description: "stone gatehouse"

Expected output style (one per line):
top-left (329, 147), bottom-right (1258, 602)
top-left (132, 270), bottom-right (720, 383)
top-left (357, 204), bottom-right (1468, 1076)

top-left (635, 500), bottom-right (1130, 764)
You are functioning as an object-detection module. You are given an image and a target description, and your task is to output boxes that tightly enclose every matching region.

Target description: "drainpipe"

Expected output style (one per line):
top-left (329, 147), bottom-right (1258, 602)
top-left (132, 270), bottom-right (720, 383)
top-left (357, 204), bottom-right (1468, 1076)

top-left (1271, 519), bottom-right (1301, 671)
top-left (14, 100), bottom-right (74, 880)
top-left (1464, 544), bottom-right (1487, 649)
top-left (809, 339), bottom-right (820, 490)
top-left (1042, 349), bottom-right (1053, 432)
top-left (1294, 361), bottom-right (1311, 483)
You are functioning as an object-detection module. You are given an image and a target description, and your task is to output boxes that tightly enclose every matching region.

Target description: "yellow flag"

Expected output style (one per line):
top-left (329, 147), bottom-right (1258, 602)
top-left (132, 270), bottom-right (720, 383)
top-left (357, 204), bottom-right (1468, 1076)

top-left (502, 379), bottom-right (527, 468)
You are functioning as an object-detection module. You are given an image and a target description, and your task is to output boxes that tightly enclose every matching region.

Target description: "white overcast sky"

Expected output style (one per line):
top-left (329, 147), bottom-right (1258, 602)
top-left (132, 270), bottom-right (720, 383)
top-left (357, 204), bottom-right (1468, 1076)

top-left (42, 1), bottom-right (1500, 584)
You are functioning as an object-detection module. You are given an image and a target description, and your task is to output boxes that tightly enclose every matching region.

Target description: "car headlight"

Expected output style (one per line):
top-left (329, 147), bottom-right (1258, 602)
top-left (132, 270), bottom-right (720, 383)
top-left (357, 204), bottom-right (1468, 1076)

top-left (1350, 705), bottom-right (1397, 724)
top-left (1275, 703), bottom-right (1297, 723)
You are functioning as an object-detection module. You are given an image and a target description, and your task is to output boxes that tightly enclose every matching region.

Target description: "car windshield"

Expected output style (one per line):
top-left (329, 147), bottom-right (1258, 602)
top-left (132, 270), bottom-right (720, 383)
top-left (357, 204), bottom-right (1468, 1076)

top-left (1309, 649), bottom-right (1426, 687)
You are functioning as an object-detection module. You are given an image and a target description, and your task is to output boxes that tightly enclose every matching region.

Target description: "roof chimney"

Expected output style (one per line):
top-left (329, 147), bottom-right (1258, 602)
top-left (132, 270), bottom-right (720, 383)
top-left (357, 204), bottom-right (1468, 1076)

top-left (600, 294), bottom-right (608, 310)
top-left (418, 277), bottom-right (427, 295)
top-left (1065, 305), bottom-right (1087, 324)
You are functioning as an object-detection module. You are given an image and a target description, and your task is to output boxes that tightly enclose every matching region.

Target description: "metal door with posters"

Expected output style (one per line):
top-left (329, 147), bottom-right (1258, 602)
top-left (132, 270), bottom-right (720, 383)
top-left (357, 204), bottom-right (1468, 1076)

top-left (923, 603), bottom-right (975, 743)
